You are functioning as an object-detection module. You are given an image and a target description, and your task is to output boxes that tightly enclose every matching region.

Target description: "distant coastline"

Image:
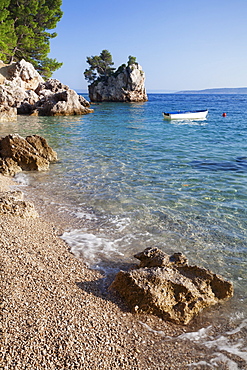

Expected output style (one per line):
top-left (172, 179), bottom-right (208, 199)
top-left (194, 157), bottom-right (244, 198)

top-left (176, 87), bottom-right (247, 94)
top-left (80, 88), bottom-right (247, 95)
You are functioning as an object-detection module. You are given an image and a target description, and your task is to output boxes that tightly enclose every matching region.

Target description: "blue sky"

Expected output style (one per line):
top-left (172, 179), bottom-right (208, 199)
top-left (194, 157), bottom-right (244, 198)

top-left (49, 0), bottom-right (247, 92)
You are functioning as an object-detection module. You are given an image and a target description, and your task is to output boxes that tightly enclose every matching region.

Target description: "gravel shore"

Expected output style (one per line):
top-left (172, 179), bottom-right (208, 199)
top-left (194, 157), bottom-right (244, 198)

top-left (1, 174), bottom-right (217, 369)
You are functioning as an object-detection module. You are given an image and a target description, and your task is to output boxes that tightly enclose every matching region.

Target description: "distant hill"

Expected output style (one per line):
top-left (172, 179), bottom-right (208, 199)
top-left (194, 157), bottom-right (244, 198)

top-left (176, 87), bottom-right (247, 94)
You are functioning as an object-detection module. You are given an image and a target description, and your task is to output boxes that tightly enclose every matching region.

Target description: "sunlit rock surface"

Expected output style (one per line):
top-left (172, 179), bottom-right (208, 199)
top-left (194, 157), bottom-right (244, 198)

top-left (110, 247), bottom-right (234, 325)
top-left (89, 63), bottom-right (148, 102)
top-left (0, 60), bottom-right (93, 120)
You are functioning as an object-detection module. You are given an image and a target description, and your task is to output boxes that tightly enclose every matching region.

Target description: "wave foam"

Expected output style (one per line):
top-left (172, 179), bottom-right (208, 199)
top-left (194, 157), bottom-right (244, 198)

top-left (139, 319), bottom-right (247, 369)
top-left (61, 229), bottom-right (124, 267)
top-left (13, 173), bottom-right (29, 186)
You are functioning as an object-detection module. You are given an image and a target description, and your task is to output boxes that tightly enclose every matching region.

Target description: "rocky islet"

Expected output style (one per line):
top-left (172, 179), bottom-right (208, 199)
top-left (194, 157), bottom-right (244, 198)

top-left (88, 62), bottom-right (148, 102)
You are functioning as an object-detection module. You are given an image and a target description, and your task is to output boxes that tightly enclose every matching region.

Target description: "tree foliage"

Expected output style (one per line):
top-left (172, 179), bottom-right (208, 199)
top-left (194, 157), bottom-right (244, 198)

top-left (84, 50), bottom-right (115, 83)
top-left (0, 0), bottom-right (63, 78)
top-left (0, 0), bottom-right (16, 60)
top-left (84, 51), bottom-right (138, 84)
top-left (127, 55), bottom-right (137, 66)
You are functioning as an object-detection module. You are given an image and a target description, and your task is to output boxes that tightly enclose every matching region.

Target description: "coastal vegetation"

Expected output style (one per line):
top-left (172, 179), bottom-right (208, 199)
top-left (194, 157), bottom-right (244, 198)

top-left (0, 0), bottom-right (63, 78)
top-left (84, 49), bottom-right (138, 84)
top-left (85, 50), bottom-right (147, 102)
top-left (84, 49), bottom-right (115, 83)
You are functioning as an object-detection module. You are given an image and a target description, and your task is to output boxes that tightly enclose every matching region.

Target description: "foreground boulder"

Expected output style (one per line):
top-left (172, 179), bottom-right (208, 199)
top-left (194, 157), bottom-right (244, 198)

top-left (0, 134), bottom-right (57, 175)
top-left (110, 247), bottom-right (233, 325)
top-left (0, 59), bottom-right (93, 121)
top-left (0, 190), bottom-right (38, 218)
top-left (89, 63), bottom-right (148, 102)
top-left (25, 135), bottom-right (58, 162)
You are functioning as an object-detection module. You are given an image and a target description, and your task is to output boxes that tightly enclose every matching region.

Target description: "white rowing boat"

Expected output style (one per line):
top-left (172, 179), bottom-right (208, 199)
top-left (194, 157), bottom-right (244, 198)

top-left (162, 110), bottom-right (208, 120)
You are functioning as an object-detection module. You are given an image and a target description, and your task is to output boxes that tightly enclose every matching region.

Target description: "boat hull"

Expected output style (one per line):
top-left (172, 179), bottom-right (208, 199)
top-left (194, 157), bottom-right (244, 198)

top-left (163, 110), bottom-right (208, 120)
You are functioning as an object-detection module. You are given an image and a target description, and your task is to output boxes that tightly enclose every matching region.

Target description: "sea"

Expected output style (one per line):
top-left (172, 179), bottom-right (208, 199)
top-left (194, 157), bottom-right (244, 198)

top-left (1, 93), bottom-right (246, 368)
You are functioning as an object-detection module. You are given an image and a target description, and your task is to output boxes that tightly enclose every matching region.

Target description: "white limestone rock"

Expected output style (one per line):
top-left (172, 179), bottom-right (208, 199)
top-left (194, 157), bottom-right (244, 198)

top-left (89, 63), bottom-right (148, 102)
top-left (7, 59), bottom-right (44, 90)
top-left (0, 60), bottom-right (93, 121)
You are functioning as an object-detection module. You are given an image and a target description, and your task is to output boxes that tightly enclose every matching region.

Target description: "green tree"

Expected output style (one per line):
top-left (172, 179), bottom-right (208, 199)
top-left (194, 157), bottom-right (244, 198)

top-left (0, 0), bottom-right (63, 78)
top-left (127, 55), bottom-right (137, 66)
top-left (0, 0), bottom-right (16, 61)
top-left (84, 49), bottom-right (115, 83)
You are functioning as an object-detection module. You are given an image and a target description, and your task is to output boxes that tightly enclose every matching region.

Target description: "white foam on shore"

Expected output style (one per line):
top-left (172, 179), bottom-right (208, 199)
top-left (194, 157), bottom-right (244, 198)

top-left (140, 319), bottom-right (247, 369)
top-left (177, 326), bottom-right (213, 341)
top-left (73, 209), bottom-right (131, 233)
top-left (187, 360), bottom-right (211, 368)
top-left (139, 321), bottom-right (168, 337)
top-left (13, 173), bottom-right (29, 186)
top-left (188, 353), bottom-right (240, 369)
top-left (73, 211), bottom-right (98, 221)
top-left (179, 320), bottom-right (247, 365)
top-left (203, 336), bottom-right (247, 362)
top-left (107, 215), bottom-right (131, 232)
top-left (226, 319), bottom-right (247, 335)
top-left (61, 229), bottom-right (124, 267)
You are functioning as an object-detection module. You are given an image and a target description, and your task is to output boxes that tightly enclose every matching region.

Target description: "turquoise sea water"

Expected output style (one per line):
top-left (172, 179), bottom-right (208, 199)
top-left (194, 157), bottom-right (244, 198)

top-left (1, 94), bottom-right (247, 366)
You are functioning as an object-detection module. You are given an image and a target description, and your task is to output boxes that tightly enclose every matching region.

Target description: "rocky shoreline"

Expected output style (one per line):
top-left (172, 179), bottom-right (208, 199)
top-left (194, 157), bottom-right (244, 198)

top-left (0, 59), bottom-right (93, 122)
top-left (1, 173), bottom-right (234, 369)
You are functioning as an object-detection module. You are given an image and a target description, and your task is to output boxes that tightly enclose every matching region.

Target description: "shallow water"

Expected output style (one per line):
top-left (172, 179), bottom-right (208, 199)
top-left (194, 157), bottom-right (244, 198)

top-left (1, 93), bottom-right (247, 368)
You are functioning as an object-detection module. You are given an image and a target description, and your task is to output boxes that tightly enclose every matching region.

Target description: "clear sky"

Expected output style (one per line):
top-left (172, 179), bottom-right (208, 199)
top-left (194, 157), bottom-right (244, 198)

top-left (49, 0), bottom-right (247, 92)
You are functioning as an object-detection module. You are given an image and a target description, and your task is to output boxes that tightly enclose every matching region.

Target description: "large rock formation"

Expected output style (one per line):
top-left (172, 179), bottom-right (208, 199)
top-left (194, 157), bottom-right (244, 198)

top-left (110, 247), bottom-right (233, 325)
top-left (0, 134), bottom-right (57, 175)
top-left (0, 59), bottom-right (93, 121)
top-left (88, 63), bottom-right (148, 102)
top-left (4, 58), bottom-right (44, 90)
top-left (19, 79), bottom-right (93, 116)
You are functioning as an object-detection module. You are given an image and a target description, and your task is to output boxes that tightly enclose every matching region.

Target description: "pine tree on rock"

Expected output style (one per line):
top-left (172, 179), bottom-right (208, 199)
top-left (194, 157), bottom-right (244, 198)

top-left (84, 50), bottom-right (115, 83)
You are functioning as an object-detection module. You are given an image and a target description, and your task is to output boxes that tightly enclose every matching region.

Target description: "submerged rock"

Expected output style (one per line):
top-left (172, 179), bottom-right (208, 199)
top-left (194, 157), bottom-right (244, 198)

top-left (0, 134), bottom-right (57, 175)
top-left (134, 247), bottom-right (188, 268)
top-left (110, 247), bottom-right (234, 325)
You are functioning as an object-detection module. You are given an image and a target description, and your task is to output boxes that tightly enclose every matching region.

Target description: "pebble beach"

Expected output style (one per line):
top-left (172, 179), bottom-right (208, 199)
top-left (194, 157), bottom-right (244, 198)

top-left (0, 173), bottom-right (231, 370)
